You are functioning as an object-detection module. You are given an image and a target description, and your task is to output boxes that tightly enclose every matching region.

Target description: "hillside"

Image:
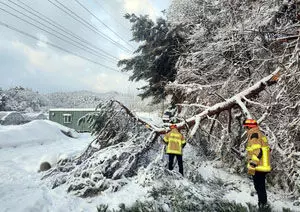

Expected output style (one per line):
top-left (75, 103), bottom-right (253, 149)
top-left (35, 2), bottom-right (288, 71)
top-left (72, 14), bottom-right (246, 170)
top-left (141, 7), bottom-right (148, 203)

top-left (0, 87), bottom-right (159, 112)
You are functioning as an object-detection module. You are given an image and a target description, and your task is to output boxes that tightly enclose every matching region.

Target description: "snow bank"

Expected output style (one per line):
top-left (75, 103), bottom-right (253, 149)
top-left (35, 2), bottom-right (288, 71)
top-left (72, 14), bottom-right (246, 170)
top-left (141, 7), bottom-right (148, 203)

top-left (0, 118), bottom-right (95, 212)
top-left (94, 180), bottom-right (149, 210)
top-left (0, 120), bottom-right (78, 148)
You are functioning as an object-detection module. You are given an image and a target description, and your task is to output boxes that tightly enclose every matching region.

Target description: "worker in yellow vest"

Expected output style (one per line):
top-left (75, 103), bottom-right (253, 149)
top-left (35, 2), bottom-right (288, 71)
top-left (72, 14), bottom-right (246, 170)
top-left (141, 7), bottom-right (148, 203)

top-left (163, 124), bottom-right (186, 175)
top-left (243, 119), bottom-right (271, 210)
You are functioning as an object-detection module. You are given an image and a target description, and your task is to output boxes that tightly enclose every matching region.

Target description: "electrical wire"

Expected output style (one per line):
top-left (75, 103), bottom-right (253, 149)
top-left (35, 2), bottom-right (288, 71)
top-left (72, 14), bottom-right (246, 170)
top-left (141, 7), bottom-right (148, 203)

top-left (0, 3), bottom-right (117, 64)
top-left (74, 0), bottom-right (135, 50)
top-left (93, 0), bottom-right (131, 34)
top-left (0, 21), bottom-right (122, 72)
top-left (48, 0), bottom-right (133, 53)
top-left (10, 0), bottom-right (120, 62)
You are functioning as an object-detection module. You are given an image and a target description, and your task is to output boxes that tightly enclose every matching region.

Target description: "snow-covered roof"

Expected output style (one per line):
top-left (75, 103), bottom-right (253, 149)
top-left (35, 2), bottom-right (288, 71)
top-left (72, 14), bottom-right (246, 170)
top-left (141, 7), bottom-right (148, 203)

top-left (49, 108), bottom-right (97, 112)
top-left (0, 111), bottom-right (25, 125)
top-left (0, 111), bottom-right (22, 120)
top-left (0, 111), bottom-right (11, 120)
top-left (23, 113), bottom-right (47, 121)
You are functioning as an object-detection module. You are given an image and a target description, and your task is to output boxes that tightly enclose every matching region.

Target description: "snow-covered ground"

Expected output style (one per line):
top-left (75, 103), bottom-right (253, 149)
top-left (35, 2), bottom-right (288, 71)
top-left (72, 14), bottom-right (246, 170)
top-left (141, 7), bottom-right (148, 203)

top-left (0, 120), bottom-right (299, 211)
top-left (0, 120), bottom-right (93, 211)
top-left (0, 120), bottom-right (151, 212)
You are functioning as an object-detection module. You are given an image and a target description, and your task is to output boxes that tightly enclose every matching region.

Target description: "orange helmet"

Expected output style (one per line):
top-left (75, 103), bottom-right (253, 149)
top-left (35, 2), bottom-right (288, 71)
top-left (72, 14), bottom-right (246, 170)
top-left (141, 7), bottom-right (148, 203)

top-left (243, 119), bottom-right (257, 128)
top-left (170, 124), bottom-right (177, 129)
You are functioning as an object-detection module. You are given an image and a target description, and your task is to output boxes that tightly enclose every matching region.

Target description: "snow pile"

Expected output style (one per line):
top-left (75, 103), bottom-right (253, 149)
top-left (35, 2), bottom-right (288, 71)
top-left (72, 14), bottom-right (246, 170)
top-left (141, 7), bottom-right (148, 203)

top-left (0, 119), bottom-right (94, 212)
top-left (0, 120), bottom-right (79, 148)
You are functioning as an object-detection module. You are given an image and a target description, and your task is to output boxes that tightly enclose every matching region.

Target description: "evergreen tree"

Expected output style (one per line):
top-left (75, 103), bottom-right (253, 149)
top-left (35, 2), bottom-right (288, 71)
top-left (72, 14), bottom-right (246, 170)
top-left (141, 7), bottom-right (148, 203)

top-left (0, 88), bottom-right (7, 111)
top-left (118, 14), bottom-right (188, 103)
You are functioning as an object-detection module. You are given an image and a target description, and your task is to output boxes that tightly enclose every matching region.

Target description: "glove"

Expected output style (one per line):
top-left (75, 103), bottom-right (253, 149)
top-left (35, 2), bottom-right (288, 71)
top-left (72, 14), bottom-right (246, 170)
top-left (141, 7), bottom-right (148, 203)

top-left (247, 166), bottom-right (256, 176)
top-left (249, 161), bottom-right (257, 167)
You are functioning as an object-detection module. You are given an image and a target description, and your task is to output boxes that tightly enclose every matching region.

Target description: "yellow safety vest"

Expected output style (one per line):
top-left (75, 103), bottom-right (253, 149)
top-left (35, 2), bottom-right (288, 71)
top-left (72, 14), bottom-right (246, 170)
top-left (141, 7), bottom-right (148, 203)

top-left (246, 127), bottom-right (271, 172)
top-left (163, 128), bottom-right (186, 155)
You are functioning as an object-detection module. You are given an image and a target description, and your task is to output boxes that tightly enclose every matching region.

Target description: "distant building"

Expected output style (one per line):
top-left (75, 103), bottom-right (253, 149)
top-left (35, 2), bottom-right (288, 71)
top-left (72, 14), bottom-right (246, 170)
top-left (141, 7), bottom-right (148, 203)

top-left (49, 108), bottom-right (96, 132)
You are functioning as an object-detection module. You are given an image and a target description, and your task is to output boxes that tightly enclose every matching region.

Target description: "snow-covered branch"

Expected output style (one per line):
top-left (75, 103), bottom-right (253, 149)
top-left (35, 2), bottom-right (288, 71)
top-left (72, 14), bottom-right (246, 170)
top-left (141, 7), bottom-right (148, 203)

top-left (155, 69), bottom-right (280, 136)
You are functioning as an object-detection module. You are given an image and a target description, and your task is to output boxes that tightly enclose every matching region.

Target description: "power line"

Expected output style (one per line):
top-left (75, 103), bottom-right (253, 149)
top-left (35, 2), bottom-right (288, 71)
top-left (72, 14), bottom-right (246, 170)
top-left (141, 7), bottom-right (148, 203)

top-left (74, 0), bottom-right (135, 50)
top-left (11, 0), bottom-right (120, 62)
top-left (0, 3), bottom-right (117, 64)
top-left (48, 0), bottom-right (133, 53)
top-left (93, 0), bottom-right (131, 35)
top-left (0, 21), bottom-right (122, 72)
top-left (2, 1), bottom-right (117, 63)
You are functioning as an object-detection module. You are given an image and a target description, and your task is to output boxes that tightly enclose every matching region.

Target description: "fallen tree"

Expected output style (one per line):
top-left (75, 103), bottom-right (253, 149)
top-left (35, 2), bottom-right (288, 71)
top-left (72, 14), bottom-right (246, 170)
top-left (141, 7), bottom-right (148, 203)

top-left (41, 67), bottom-right (281, 197)
top-left (42, 0), bottom-right (300, 201)
top-left (152, 69), bottom-right (281, 135)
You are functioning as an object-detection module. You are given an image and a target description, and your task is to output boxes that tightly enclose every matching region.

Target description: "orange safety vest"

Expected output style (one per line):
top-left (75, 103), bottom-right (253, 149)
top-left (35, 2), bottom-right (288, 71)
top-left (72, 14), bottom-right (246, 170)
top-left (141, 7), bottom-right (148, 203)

top-left (163, 128), bottom-right (186, 155)
top-left (246, 127), bottom-right (271, 172)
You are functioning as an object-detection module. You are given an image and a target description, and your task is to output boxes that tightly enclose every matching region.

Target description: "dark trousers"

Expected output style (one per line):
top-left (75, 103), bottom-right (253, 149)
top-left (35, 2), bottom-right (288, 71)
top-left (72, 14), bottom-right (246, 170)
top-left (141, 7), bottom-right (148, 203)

top-left (168, 154), bottom-right (183, 175)
top-left (253, 172), bottom-right (267, 206)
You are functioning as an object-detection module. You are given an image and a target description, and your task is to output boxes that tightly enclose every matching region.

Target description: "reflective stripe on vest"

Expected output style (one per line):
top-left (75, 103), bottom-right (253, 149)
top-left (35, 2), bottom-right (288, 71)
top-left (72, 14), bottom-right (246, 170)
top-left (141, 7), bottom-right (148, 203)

top-left (251, 154), bottom-right (259, 162)
top-left (260, 146), bottom-right (271, 171)
top-left (246, 144), bottom-right (261, 152)
top-left (250, 146), bottom-right (271, 172)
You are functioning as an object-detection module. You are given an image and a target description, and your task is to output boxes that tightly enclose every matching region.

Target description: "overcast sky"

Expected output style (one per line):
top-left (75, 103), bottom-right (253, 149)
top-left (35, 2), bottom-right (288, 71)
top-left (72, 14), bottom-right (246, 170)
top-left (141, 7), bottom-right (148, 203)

top-left (0, 0), bottom-right (171, 94)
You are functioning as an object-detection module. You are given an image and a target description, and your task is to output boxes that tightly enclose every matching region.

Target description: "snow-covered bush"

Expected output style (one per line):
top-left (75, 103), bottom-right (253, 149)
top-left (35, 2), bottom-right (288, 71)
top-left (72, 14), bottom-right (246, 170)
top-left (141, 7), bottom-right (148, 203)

top-left (2, 86), bottom-right (49, 112)
top-left (95, 161), bottom-right (256, 212)
top-left (0, 89), bottom-right (7, 111)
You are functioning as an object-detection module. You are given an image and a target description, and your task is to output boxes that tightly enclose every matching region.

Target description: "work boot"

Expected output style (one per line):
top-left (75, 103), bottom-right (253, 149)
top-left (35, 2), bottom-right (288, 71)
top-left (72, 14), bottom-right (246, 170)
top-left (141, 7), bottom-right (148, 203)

top-left (258, 202), bottom-right (271, 212)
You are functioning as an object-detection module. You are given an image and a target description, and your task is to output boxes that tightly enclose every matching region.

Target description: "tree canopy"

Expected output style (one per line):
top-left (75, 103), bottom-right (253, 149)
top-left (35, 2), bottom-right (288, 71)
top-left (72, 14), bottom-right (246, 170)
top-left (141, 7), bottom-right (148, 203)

top-left (118, 14), bottom-right (188, 103)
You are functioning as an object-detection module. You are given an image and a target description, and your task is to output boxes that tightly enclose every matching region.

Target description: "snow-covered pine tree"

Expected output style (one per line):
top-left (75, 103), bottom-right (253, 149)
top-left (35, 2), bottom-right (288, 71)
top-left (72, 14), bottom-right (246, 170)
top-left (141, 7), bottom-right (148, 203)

top-left (0, 88), bottom-right (7, 111)
top-left (118, 14), bottom-right (189, 103)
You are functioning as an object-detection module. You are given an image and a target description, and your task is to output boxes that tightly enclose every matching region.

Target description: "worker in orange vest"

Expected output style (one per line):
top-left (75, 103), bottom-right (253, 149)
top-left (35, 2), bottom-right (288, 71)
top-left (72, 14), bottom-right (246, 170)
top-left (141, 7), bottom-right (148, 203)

top-left (163, 123), bottom-right (186, 175)
top-left (244, 119), bottom-right (271, 210)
